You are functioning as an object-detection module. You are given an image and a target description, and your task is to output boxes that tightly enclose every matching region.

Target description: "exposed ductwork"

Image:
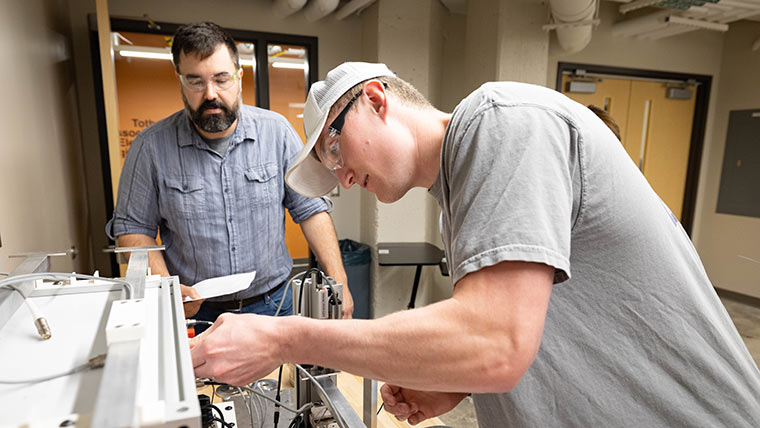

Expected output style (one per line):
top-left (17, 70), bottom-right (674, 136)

top-left (273, 0), bottom-right (308, 18)
top-left (546, 0), bottom-right (599, 54)
top-left (304, 0), bottom-right (340, 21)
top-left (613, 0), bottom-right (760, 41)
top-left (272, 0), bottom-right (377, 21)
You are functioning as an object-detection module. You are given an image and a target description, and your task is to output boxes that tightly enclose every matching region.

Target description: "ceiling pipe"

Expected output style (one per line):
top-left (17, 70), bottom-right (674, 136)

top-left (273, 0), bottom-right (308, 18)
top-left (304, 0), bottom-right (340, 21)
top-left (334, 0), bottom-right (377, 20)
top-left (548, 0), bottom-right (597, 53)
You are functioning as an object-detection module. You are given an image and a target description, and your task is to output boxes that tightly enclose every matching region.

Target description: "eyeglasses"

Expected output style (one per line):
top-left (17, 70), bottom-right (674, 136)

top-left (318, 90), bottom-right (363, 171)
top-left (178, 71), bottom-right (239, 92)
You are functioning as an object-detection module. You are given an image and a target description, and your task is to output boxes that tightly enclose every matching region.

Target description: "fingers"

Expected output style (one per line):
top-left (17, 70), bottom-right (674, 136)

top-left (189, 316), bottom-right (221, 348)
top-left (380, 383), bottom-right (399, 405)
top-left (342, 291), bottom-right (354, 319)
top-left (380, 384), bottom-right (418, 422)
top-left (184, 301), bottom-right (201, 318)
top-left (180, 284), bottom-right (200, 299)
top-left (190, 318), bottom-right (224, 377)
top-left (190, 338), bottom-right (208, 374)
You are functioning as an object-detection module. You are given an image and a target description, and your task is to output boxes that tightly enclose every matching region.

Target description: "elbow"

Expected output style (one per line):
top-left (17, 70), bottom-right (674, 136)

top-left (477, 338), bottom-right (541, 393)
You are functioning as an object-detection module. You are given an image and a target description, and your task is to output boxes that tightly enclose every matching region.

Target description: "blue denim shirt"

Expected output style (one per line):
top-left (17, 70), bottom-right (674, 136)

top-left (107, 105), bottom-right (328, 300)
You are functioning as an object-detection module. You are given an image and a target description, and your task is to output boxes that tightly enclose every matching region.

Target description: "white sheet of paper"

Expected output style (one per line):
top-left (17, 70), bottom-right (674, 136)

top-left (184, 271), bottom-right (256, 301)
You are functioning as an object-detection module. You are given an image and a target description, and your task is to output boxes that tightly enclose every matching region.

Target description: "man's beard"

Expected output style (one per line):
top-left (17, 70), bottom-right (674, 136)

top-left (183, 92), bottom-right (240, 133)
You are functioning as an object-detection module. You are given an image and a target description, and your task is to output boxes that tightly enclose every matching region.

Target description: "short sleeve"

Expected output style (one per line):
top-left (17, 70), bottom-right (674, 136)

top-left (445, 104), bottom-right (576, 285)
top-left (107, 135), bottom-right (161, 239)
top-left (280, 124), bottom-right (329, 223)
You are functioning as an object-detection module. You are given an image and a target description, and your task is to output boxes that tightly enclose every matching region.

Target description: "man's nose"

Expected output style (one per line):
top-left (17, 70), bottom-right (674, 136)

top-left (203, 82), bottom-right (218, 100)
top-left (336, 168), bottom-right (355, 188)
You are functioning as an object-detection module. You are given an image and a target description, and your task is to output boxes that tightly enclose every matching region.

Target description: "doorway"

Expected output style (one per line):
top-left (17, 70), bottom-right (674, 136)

top-left (557, 62), bottom-right (712, 235)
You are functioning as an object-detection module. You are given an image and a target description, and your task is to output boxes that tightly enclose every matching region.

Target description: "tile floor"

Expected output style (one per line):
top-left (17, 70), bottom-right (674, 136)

top-left (436, 295), bottom-right (760, 428)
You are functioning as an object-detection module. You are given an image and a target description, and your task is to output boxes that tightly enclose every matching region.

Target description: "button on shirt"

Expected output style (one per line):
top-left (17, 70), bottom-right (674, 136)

top-left (107, 105), bottom-right (328, 301)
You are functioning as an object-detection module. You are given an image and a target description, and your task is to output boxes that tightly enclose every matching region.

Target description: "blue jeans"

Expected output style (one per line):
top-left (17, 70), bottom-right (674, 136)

top-left (193, 282), bottom-right (293, 333)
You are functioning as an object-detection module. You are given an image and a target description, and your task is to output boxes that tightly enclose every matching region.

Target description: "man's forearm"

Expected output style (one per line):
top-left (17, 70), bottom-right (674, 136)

top-left (278, 298), bottom-right (511, 393)
top-left (275, 262), bottom-right (553, 394)
top-left (300, 212), bottom-right (347, 284)
top-left (116, 234), bottom-right (170, 277)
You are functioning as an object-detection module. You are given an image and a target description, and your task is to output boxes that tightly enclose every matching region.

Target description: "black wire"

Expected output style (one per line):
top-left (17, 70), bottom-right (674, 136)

top-left (211, 404), bottom-right (226, 423)
top-left (377, 402), bottom-right (384, 415)
top-left (211, 416), bottom-right (234, 428)
top-left (287, 414), bottom-right (303, 428)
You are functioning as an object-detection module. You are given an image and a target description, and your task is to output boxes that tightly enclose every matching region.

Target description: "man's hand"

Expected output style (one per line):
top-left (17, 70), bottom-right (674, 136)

top-left (190, 313), bottom-right (282, 385)
top-left (181, 284), bottom-right (204, 318)
top-left (342, 286), bottom-right (354, 319)
top-left (380, 384), bottom-right (467, 425)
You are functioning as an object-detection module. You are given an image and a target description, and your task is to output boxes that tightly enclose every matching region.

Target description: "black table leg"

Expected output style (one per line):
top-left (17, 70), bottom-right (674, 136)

top-left (407, 265), bottom-right (423, 309)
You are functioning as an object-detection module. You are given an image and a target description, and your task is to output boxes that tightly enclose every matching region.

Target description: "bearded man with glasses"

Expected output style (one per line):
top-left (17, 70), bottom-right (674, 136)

top-left (107, 22), bottom-right (352, 323)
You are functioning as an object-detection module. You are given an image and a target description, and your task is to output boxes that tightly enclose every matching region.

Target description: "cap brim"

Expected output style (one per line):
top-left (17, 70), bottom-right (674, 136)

top-left (285, 151), bottom-right (338, 198)
top-left (285, 111), bottom-right (339, 198)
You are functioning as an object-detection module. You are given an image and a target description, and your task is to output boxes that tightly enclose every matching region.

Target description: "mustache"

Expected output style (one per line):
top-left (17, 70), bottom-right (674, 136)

top-left (199, 99), bottom-right (227, 113)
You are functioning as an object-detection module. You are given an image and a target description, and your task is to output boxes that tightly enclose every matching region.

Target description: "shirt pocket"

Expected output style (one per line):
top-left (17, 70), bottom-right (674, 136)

top-left (163, 175), bottom-right (206, 220)
top-left (244, 162), bottom-right (278, 206)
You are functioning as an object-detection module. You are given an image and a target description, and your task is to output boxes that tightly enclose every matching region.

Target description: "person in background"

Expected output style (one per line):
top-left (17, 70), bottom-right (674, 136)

top-left (107, 22), bottom-right (353, 322)
top-left (189, 62), bottom-right (760, 427)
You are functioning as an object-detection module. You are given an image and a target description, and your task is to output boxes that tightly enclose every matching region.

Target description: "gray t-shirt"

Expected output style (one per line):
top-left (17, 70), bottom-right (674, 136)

top-left (202, 132), bottom-right (233, 156)
top-left (429, 82), bottom-right (760, 427)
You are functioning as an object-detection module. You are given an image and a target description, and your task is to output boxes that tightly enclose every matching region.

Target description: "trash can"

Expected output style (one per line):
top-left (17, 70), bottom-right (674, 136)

top-left (339, 239), bottom-right (371, 319)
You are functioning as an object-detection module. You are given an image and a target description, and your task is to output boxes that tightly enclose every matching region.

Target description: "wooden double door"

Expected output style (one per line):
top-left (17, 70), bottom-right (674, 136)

top-left (561, 75), bottom-right (697, 221)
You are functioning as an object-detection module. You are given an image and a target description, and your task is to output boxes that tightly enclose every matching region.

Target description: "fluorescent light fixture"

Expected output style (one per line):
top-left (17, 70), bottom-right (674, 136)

top-left (116, 45), bottom-right (257, 69)
top-left (117, 47), bottom-right (173, 61)
top-left (272, 61), bottom-right (308, 70)
top-left (287, 47), bottom-right (306, 57)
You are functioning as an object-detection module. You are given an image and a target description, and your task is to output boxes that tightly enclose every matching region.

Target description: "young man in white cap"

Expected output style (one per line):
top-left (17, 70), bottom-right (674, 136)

top-left (190, 62), bottom-right (760, 427)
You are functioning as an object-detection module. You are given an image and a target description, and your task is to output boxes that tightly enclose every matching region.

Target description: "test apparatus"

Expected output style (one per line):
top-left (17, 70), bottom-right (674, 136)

top-left (0, 248), bottom-right (378, 428)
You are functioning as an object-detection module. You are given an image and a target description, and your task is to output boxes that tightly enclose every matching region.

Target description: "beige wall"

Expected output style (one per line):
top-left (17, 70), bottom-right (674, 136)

top-left (0, 0), bottom-right (87, 273)
top-left (694, 20), bottom-right (760, 298)
top-left (496, 0), bottom-right (548, 84)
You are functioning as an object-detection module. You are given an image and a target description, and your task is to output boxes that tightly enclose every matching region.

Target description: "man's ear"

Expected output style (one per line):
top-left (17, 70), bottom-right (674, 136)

top-left (363, 80), bottom-right (388, 119)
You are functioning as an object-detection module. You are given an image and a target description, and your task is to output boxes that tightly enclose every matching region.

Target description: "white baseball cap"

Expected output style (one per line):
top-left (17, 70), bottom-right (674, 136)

top-left (285, 62), bottom-right (395, 198)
